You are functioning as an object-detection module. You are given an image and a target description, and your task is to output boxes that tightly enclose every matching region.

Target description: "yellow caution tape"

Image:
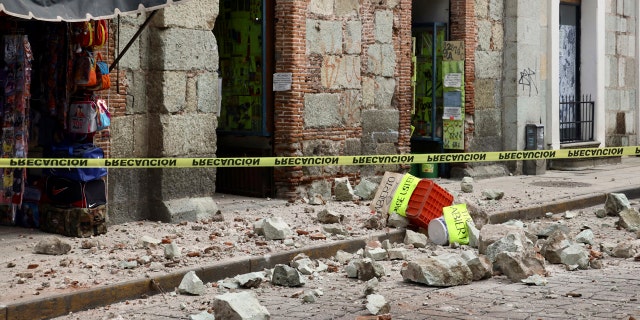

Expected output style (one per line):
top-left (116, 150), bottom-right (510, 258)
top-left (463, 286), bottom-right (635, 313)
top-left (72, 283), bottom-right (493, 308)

top-left (388, 173), bottom-right (420, 217)
top-left (442, 204), bottom-right (472, 245)
top-left (1, 146), bottom-right (638, 168)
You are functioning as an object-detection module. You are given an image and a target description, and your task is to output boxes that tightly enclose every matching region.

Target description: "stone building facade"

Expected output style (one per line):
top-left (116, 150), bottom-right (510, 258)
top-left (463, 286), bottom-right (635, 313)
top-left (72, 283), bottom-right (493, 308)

top-left (105, 0), bottom-right (639, 223)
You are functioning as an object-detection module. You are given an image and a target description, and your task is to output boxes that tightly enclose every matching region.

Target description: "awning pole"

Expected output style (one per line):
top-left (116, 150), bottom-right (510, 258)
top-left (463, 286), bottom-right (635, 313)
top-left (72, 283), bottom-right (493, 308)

top-left (109, 10), bottom-right (158, 72)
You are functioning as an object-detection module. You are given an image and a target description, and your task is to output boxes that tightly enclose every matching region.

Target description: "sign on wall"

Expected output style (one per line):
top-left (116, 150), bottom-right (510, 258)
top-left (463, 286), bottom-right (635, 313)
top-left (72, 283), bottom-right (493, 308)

top-left (442, 42), bottom-right (465, 150)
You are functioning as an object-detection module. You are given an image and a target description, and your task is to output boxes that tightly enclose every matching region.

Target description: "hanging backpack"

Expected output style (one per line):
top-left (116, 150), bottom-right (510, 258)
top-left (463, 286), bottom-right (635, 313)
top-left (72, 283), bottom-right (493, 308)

top-left (93, 20), bottom-right (108, 48)
top-left (75, 21), bottom-right (94, 48)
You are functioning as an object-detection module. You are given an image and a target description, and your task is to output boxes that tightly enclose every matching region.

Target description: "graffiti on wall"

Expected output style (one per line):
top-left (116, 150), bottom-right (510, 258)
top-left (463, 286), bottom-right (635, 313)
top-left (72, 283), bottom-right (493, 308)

top-left (518, 67), bottom-right (538, 97)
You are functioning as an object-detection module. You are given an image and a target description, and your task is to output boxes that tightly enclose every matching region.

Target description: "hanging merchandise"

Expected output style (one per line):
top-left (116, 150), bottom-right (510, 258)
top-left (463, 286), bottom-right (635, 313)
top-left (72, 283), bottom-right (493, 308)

top-left (95, 98), bottom-right (111, 131)
top-left (73, 50), bottom-right (97, 87)
top-left (85, 53), bottom-right (110, 91)
top-left (0, 34), bottom-right (32, 225)
top-left (93, 20), bottom-right (108, 49)
top-left (68, 99), bottom-right (98, 134)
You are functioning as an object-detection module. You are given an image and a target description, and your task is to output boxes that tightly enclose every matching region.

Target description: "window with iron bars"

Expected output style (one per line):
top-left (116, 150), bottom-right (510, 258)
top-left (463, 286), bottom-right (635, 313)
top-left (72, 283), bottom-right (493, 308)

top-left (559, 94), bottom-right (594, 143)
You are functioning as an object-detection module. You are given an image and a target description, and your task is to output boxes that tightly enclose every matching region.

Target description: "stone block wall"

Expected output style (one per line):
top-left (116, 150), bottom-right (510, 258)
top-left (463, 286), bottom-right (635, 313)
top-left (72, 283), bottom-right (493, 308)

top-left (605, 0), bottom-right (638, 147)
top-left (273, 0), bottom-right (412, 199)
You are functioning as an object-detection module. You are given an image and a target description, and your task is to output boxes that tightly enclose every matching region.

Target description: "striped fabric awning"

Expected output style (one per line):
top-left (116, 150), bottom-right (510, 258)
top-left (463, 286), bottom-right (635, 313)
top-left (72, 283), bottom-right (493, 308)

top-left (0, 0), bottom-right (190, 22)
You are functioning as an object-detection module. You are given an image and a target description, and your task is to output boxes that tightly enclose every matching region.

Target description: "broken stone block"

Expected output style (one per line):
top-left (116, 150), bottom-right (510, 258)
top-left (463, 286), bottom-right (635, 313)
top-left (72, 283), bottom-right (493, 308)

top-left (365, 277), bottom-right (379, 295)
top-left (460, 250), bottom-right (492, 281)
top-left (178, 271), bottom-right (205, 295)
top-left (387, 248), bottom-right (407, 260)
top-left (387, 213), bottom-right (410, 228)
top-left (253, 218), bottom-right (265, 236)
top-left (404, 229), bottom-right (428, 248)
top-left (164, 243), bottom-right (181, 259)
top-left (618, 208), bottom-right (640, 231)
top-left (271, 264), bottom-right (305, 287)
top-left (234, 272), bottom-right (265, 289)
top-left (138, 235), bottom-right (161, 249)
top-left (460, 177), bottom-right (473, 193)
top-left (33, 237), bottom-right (71, 255)
top-left (291, 258), bottom-right (317, 275)
top-left (482, 189), bottom-right (504, 200)
top-left (364, 247), bottom-right (388, 261)
top-left (400, 253), bottom-right (473, 287)
top-left (334, 250), bottom-right (355, 265)
top-left (478, 224), bottom-right (527, 254)
top-left (574, 229), bottom-right (595, 245)
top-left (528, 221), bottom-right (570, 239)
top-left (521, 274), bottom-right (548, 286)
top-left (354, 179), bottom-right (378, 200)
top-left (189, 311), bottom-right (215, 320)
top-left (263, 217), bottom-right (293, 240)
top-left (612, 240), bottom-right (640, 258)
top-left (467, 220), bottom-right (480, 248)
top-left (558, 243), bottom-right (590, 269)
top-left (493, 251), bottom-right (546, 282)
top-left (366, 294), bottom-right (390, 315)
top-left (322, 224), bottom-right (349, 236)
top-left (345, 261), bottom-right (359, 278)
top-left (485, 233), bottom-right (531, 263)
top-left (540, 230), bottom-right (572, 264)
top-left (213, 291), bottom-right (270, 320)
top-left (355, 258), bottom-right (386, 281)
top-left (605, 193), bottom-right (631, 216)
top-left (334, 177), bottom-right (355, 201)
top-left (317, 208), bottom-right (344, 224)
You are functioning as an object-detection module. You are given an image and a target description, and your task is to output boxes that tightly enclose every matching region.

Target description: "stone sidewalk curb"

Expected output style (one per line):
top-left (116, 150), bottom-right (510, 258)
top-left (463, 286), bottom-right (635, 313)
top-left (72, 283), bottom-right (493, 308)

top-left (0, 230), bottom-right (405, 320)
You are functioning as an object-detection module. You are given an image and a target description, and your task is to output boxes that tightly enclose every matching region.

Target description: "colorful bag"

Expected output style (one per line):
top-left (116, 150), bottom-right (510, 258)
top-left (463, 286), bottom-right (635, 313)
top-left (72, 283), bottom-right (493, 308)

top-left (75, 21), bottom-right (94, 48)
top-left (86, 53), bottom-right (110, 91)
top-left (96, 99), bottom-right (111, 130)
top-left (44, 143), bottom-right (108, 182)
top-left (93, 20), bottom-right (108, 48)
top-left (44, 176), bottom-right (106, 208)
top-left (74, 51), bottom-right (97, 87)
top-left (68, 100), bottom-right (98, 133)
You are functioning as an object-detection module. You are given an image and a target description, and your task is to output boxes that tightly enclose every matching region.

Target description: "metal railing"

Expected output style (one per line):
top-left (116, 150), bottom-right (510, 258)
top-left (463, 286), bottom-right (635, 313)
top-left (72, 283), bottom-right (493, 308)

top-left (559, 94), bottom-right (594, 143)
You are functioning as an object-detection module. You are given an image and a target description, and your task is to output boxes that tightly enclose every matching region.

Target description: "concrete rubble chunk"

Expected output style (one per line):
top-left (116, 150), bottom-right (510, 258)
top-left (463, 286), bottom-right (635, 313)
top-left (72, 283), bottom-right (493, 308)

top-left (355, 258), bottom-right (386, 281)
top-left (33, 237), bottom-right (72, 255)
top-left (254, 219), bottom-right (265, 236)
top-left (460, 250), bottom-right (493, 281)
top-left (345, 261), bottom-right (359, 278)
top-left (605, 193), bottom-right (631, 216)
top-left (366, 294), bottom-right (391, 315)
top-left (213, 291), bottom-right (271, 320)
top-left (234, 272), bottom-right (265, 289)
top-left (334, 177), bottom-right (356, 201)
top-left (494, 251), bottom-right (547, 282)
top-left (317, 208), bottom-right (344, 224)
top-left (528, 222), bottom-right (570, 239)
top-left (612, 240), bottom-right (640, 258)
top-left (574, 229), bottom-right (595, 245)
top-left (307, 194), bottom-right (326, 205)
top-left (364, 247), bottom-right (388, 261)
top-left (164, 243), bottom-right (181, 259)
top-left (271, 264), bottom-right (306, 287)
top-left (485, 233), bottom-right (531, 263)
top-left (354, 178), bottom-right (378, 200)
top-left (262, 217), bottom-right (293, 240)
top-left (291, 257), bottom-right (319, 275)
top-left (461, 177), bottom-right (474, 193)
top-left (618, 208), bottom-right (640, 231)
top-left (387, 213), bottom-right (410, 228)
top-left (478, 224), bottom-right (527, 254)
top-left (178, 271), bottom-right (205, 295)
top-left (138, 235), bottom-right (161, 249)
top-left (482, 189), bottom-right (504, 200)
top-left (189, 311), bottom-right (215, 320)
top-left (364, 211), bottom-right (387, 229)
top-left (404, 229), bottom-right (429, 248)
top-left (400, 253), bottom-right (473, 287)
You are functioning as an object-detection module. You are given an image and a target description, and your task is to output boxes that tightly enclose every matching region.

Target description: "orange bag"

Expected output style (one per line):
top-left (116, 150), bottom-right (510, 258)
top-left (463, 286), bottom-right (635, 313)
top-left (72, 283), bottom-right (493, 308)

top-left (74, 51), bottom-right (97, 87)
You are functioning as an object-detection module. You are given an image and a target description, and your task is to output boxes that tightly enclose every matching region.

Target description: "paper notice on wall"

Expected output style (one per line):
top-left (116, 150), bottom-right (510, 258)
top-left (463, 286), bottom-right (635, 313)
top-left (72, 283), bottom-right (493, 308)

top-left (444, 73), bottom-right (462, 88)
top-left (443, 120), bottom-right (464, 150)
top-left (443, 107), bottom-right (462, 120)
top-left (273, 73), bottom-right (292, 91)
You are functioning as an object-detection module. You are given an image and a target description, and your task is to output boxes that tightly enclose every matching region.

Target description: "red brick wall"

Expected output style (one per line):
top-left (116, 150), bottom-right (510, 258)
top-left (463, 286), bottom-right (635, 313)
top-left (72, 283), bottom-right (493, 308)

top-left (93, 22), bottom-right (128, 159)
top-left (273, 0), bottom-right (308, 199)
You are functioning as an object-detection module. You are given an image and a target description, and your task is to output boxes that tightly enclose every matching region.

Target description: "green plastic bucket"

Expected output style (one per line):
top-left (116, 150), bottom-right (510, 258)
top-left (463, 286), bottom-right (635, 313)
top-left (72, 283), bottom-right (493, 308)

top-left (419, 163), bottom-right (438, 178)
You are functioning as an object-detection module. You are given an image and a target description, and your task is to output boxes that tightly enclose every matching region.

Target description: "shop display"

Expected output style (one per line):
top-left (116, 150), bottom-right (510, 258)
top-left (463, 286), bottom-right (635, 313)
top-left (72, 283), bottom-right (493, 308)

top-left (0, 18), bottom-right (110, 234)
